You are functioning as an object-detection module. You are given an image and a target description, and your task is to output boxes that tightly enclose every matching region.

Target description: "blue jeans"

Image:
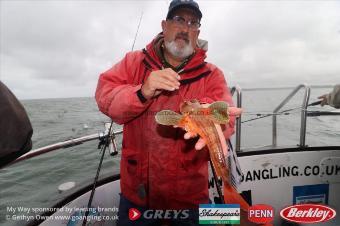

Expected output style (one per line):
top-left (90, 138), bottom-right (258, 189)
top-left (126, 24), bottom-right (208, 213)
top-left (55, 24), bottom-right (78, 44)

top-left (117, 194), bottom-right (215, 226)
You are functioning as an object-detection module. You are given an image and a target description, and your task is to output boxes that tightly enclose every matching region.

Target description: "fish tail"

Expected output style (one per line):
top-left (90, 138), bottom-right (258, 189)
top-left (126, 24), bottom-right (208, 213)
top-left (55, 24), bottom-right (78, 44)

top-left (223, 185), bottom-right (249, 211)
top-left (224, 186), bottom-right (274, 226)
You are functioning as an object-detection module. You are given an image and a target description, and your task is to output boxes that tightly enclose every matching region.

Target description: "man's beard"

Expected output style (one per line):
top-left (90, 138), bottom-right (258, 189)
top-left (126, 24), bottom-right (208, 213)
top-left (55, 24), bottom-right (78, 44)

top-left (164, 38), bottom-right (194, 60)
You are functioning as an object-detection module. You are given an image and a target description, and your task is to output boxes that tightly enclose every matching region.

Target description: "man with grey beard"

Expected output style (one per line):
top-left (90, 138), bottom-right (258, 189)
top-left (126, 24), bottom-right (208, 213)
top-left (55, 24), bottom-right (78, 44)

top-left (96, 0), bottom-right (239, 225)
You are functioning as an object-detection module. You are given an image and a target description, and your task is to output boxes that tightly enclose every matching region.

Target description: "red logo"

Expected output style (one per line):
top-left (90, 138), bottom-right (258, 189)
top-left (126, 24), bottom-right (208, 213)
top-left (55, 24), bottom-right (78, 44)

top-left (280, 204), bottom-right (336, 223)
top-left (129, 208), bottom-right (141, 221)
top-left (248, 204), bottom-right (274, 224)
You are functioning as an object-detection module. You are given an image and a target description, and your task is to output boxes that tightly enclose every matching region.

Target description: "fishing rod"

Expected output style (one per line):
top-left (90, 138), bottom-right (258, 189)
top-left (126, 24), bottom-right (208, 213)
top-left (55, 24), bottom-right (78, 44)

top-left (210, 140), bottom-right (243, 202)
top-left (307, 111), bottom-right (340, 117)
top-left (209, 160), bottom-right (224, 203)
top-left (82, 11), bottom-right (144, 226)
top-left (209, 141), bottom-right (243, 226)
top-left (241, 100), bottom-right (321, 124)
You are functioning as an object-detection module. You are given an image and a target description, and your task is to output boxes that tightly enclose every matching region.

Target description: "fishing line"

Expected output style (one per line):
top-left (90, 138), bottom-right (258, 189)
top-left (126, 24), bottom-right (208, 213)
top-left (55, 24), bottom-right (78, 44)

top-left (240, 100), bottom-right (321, 124)
top-left (241, 109), bottom-right (300, 123)
top-left (82, 10), bottom-right (144, 226)
top-left (242, 111), bottom-right (295, 116)
top-left (131, 12), bottom-right (144, 52)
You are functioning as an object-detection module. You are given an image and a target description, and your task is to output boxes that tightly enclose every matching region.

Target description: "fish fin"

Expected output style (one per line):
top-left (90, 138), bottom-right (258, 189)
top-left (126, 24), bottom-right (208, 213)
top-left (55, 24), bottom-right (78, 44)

top-left (208, 101), bottom-right (230, 124)
top-left (223, 185), bottom-right (250, 211)
top-left (155, 110), bottom-right (182, 126)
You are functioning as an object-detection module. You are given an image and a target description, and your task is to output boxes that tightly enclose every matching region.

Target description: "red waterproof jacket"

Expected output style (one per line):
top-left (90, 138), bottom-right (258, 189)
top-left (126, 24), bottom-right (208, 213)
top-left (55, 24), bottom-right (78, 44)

top-left (95, 34), bottom-right (235, 209)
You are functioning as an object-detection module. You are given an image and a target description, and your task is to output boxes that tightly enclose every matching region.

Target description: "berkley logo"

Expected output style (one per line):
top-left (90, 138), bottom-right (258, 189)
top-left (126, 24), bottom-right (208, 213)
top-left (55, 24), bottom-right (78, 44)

top-left (280, 204), bottom-right (336, 223)
top-left (248, 204), bottom-right (274, 224)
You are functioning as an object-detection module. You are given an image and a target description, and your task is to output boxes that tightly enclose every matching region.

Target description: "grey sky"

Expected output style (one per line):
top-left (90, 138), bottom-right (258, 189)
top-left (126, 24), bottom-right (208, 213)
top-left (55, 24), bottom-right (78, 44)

top-left (0, 0), bottom-right (339, 99)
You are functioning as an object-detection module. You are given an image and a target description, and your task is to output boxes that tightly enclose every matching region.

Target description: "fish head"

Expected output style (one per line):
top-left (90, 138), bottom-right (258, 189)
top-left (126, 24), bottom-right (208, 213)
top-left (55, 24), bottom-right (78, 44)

top-left (180, 99), bottom-right (201, 114)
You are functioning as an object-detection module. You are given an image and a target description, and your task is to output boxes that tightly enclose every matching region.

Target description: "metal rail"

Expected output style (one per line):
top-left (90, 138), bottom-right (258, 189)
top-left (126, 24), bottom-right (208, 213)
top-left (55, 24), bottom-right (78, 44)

top-left (231, 84), bottom-right (311, 150)
top-left (272, 84), bottom-right (310, 147)
top-left (230, 86), bottom-right (242, 153)
top-left (8, 129), bottom-right (123, 166)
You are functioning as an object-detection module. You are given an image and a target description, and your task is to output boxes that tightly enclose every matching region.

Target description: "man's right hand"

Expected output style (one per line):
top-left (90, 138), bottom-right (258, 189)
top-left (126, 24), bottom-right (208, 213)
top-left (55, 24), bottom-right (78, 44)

top-left (318, 94), bottom-right (329, 106)
top-left (141, 68), bottom-right (181, 100)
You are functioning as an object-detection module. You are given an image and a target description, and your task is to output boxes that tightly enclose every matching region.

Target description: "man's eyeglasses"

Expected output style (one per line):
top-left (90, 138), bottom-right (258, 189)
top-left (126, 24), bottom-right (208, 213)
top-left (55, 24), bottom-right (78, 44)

top-left (169, 16), bottom-right (201, 31)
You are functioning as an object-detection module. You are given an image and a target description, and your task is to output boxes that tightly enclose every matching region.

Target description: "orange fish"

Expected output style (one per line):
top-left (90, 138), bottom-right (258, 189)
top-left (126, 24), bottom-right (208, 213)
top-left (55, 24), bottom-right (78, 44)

top-left (155, 100), bottom-right (249, 211)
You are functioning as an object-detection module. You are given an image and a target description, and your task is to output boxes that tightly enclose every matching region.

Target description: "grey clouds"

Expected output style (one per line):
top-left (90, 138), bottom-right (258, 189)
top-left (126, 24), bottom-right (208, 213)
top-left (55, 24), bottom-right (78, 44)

top-left (0, 0), bottom-right (339, 99)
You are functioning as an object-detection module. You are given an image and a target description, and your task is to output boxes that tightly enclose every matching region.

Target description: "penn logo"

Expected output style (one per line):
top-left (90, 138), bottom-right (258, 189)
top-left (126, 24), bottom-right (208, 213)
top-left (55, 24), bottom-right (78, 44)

top-left (129, 208), bottom-right (141, 221)
top-left (280, 204), bottom-right (336, 223)
top-left (248, 204), bottom-right (274, 224)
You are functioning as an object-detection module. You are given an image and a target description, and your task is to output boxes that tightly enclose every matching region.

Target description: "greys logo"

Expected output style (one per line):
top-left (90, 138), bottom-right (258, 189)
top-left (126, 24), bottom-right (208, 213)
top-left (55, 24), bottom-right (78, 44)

top-left (129, 209), bottom-right (190, 220)
top-left (144, 209), bottom-right (190, 219)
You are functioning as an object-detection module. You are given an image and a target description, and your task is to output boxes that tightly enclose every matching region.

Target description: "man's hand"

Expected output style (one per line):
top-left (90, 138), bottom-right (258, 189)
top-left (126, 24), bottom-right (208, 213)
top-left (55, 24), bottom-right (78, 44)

top-left (141, 68), bottom-right (181, 100)
top-left (183, 106), bottom-right (243, 150)
top-left (184, 132), bottom-right (206, 150)
top-left (318, 94), bottom-right (329, 106)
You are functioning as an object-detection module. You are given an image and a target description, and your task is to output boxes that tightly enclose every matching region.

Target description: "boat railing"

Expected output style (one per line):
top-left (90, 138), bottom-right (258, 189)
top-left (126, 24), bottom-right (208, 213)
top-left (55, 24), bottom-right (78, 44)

top-left (6, 128), bottom-right (123, 167)
top-left (230, 85), bottom-right (242, 153)
top-left (272, 84), bottom-right (310, 147)
top-left (231, 84), bottom-right (311, 152)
